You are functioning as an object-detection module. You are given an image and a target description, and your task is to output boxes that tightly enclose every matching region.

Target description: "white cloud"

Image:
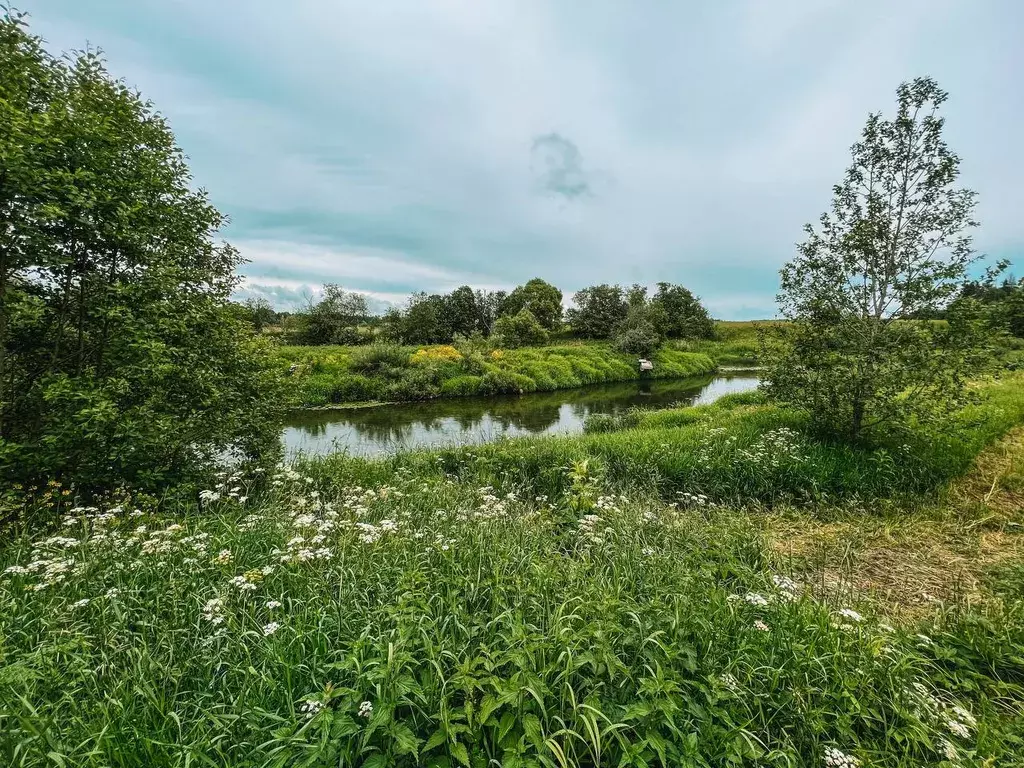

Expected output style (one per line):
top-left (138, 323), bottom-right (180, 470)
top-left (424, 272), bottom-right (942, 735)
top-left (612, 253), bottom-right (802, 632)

top-left (26, 0), bottom-right (1024, 318)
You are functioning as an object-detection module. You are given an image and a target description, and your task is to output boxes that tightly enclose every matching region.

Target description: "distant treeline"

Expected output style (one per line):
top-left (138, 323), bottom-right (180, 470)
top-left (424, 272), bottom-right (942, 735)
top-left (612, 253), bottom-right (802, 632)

top-left (234, 278), bottom-right (716, 355)
top-left (911, 276), bottom-right (1024, 336)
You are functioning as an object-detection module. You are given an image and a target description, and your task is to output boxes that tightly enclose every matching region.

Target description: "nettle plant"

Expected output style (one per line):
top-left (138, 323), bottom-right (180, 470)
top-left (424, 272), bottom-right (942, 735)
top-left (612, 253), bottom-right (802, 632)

top-left (763, 77), bottom-right (1001, 442)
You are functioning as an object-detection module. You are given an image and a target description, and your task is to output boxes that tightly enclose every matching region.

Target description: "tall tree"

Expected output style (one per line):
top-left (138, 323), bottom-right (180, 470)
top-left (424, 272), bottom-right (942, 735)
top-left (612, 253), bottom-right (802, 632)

top-left (296, 284), bottom-right (369, 344)
top-left (651, 283), bottom-right (715, 339)
top-left (567, 284), bottom-right (627, 339)
top-left (501, 278), bottom-right (563, 330)
top-left (444, 285), bottom-right (480, 338)
top-left (0, 10), bottom-right (282, 490)
top-left (763, 77), bottom-right (998, 441)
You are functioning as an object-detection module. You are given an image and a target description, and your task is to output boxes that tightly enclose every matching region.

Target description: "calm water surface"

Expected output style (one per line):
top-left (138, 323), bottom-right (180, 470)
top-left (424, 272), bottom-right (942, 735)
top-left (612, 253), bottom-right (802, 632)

top-left (282, 373), bottom-right (759, 458)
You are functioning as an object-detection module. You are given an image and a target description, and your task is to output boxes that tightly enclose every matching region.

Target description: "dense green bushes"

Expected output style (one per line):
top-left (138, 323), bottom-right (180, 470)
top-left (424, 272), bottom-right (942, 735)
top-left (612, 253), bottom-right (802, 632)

top-left (0, 11), bottom-right (283, 492)
top-left (278, 343), bottom-right (717, 407)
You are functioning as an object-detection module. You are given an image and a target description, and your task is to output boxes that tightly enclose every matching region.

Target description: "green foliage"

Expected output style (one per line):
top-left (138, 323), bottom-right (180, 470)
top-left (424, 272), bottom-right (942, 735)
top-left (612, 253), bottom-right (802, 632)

top-left (236, 297), bottom-right (278, 331)
top-left (0, 10), bottom-right (283, 491)
top-left (349, 343), bottom-right (411, 373)
top-left (440, 375), bottom-right (483, 397)
top-left (492, 308), bottom-right (549, 348)
top-left (651, 282), bottom-right (716, 339)
top-left (444, 285), bottom-right (481, 338)
top-left (500, 278), bottom-right (563, 330)
top-left (763, 77), bottom-right (1001, 441)
top-left (292, 284), bottom-right (370, 345)
top-left (480, 368), bottom-right (537, 395)
top-left (613, 305), bottom-right (663, 356)
top-left (568, 284), bottom-right (628, 338)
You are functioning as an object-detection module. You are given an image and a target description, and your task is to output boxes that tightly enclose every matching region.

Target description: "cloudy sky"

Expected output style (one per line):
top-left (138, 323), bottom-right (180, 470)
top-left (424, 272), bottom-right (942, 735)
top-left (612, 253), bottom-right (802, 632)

top-left (25, 0), bottom-right (1022, 318)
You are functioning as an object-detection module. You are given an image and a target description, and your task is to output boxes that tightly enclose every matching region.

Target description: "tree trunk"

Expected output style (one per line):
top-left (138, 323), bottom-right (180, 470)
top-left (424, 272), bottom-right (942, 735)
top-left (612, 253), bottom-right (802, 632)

top-left (851, 398), bottom-right (865, 442)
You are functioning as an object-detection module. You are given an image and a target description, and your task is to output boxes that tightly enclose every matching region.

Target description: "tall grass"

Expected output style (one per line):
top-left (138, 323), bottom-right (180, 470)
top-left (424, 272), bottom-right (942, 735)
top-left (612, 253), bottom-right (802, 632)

top-left (2, 464), bottom-right (1016, 766)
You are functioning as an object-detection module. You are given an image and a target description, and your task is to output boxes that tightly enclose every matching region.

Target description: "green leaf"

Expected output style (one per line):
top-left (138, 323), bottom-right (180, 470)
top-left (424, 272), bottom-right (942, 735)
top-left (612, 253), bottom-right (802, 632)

top-left (391, 722), bottom-right (422, 757)
top-left (522, 714), bottom-right (545, 750)
top-left (450, 741), bottom-right (470, 768)
top-left (424, 728), bottom-right (448, 753)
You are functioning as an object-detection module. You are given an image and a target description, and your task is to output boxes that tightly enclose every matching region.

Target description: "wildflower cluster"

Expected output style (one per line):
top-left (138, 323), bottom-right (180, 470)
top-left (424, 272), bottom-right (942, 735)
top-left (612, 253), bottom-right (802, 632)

top-left (737, 427), bottom-right (807, 469)
top-left (199, 471), bottom-right (251, 505)
top-left (906, 682), bottom-right (978, 749)
top-left (823, 746), bottom-right (859, 768)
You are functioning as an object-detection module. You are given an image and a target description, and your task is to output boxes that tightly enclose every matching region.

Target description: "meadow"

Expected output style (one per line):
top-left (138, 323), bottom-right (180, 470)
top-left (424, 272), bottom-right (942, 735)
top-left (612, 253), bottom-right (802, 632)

top-left (3, 373), bottom-right (1024, 767)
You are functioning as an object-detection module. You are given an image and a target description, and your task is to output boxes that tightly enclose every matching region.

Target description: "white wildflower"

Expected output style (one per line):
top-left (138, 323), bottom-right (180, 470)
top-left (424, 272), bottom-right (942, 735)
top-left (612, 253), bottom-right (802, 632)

top-left (265, 600), bottom-right (283, 610)
top-left (214, 549), bottom-right (233, 565)
top-left (358, 700), bottom-right (373, 718)
top-left (772, 574), bottom-right (798, 592)
top-left (838, 608), bottom-right (864, 623)
top-left (262, 622), bottom-right (281, 636)
top-left (70, 598), bottom-right (90, 609)
top-left (823, 747), bottom-right (859, 768)
top-left (938, 739), bottom-right (958, 761)
top-left (753, 620), bottom-right (770, 632)
top-left (300, 700), bottom-right (324, 718)
top-left (202, 598), bottom-right (226, 625)
top-left (744, 592), bottom-right (769, 607)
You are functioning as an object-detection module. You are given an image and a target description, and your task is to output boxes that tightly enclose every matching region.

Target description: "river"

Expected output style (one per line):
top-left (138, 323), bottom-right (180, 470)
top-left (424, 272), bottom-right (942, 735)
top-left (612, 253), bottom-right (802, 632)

top-left (281, 372), bottom-right (760, 458)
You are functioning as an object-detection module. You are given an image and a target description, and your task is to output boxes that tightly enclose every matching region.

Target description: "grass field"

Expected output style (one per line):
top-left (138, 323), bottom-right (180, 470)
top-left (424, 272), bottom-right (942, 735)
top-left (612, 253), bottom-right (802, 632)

top-left (3, 374), bottom-right (1024, 766)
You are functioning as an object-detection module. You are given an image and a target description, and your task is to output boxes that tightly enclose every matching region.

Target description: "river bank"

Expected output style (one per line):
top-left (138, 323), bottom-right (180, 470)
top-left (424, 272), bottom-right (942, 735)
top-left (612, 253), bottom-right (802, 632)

top-left (276, 341), bottom-right (718, 408)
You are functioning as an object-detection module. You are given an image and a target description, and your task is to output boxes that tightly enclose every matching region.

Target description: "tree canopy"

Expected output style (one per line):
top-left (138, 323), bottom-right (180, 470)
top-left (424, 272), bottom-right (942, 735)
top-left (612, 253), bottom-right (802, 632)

top-left (0, 9), bottom-right (282, 490)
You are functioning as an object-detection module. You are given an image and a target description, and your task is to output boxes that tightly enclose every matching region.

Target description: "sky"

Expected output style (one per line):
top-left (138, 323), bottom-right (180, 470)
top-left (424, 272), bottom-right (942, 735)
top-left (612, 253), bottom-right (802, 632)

top-left (23, 0), bottom-right (1023, 319)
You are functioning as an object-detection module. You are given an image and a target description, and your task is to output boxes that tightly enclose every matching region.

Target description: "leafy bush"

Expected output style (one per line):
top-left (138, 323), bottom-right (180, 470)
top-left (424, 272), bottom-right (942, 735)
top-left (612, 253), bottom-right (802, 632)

top-left (329, 375), bottom-right (385, 403)
top-left (492, 309), bottom-right (549, 348)
top-left (479, 369), bottom-right (537, 395)
top-left (384, 367), bottom-right (442, 401)
top-left (613, 306), bottom-right (662, 356)
top-left (0, 13), bottom-right (283, 492)
top-left (440, 375), bottom-right (484, 397)
top-left (349, 343), bottom-right (411, 373)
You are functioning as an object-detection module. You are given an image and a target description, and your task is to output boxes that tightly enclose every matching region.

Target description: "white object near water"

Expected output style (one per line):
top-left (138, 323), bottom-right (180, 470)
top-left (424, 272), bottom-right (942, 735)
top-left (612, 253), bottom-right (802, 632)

top-left (638, 359), bottom-right (654, 371)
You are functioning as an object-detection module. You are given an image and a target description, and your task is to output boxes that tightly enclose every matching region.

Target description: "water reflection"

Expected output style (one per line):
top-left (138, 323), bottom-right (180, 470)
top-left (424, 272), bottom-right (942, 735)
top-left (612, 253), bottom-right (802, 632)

top-left (282, 373), bottom-right (760, 458)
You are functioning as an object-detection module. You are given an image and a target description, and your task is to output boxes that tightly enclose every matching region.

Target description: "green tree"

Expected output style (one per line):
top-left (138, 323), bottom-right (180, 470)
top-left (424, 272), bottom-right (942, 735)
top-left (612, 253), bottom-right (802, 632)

top-left (651, 282), bottom-right (715, 339)
top-left (492, 308), bottom-right (549, 348)
top-left (401, 292), bottom-right (451, 345)
top-left (295, 284), bottom-right (370, 345)
top-left (612, 304), bottom-right (662, 357)
top-left (0, 10), bottom-right (283, 490)
top-left (444, 285), bottom-right (480, 339)
top-left (240, 297), bottom-right (277, 331)
top-left (501, 278), bottom-right (563, 330)
top-left (567, 284), bottom-right (627, 338)
top-left (475, 288), bottom-right (507, 336)
top-left (763, 77), bottom-right (997, 441)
